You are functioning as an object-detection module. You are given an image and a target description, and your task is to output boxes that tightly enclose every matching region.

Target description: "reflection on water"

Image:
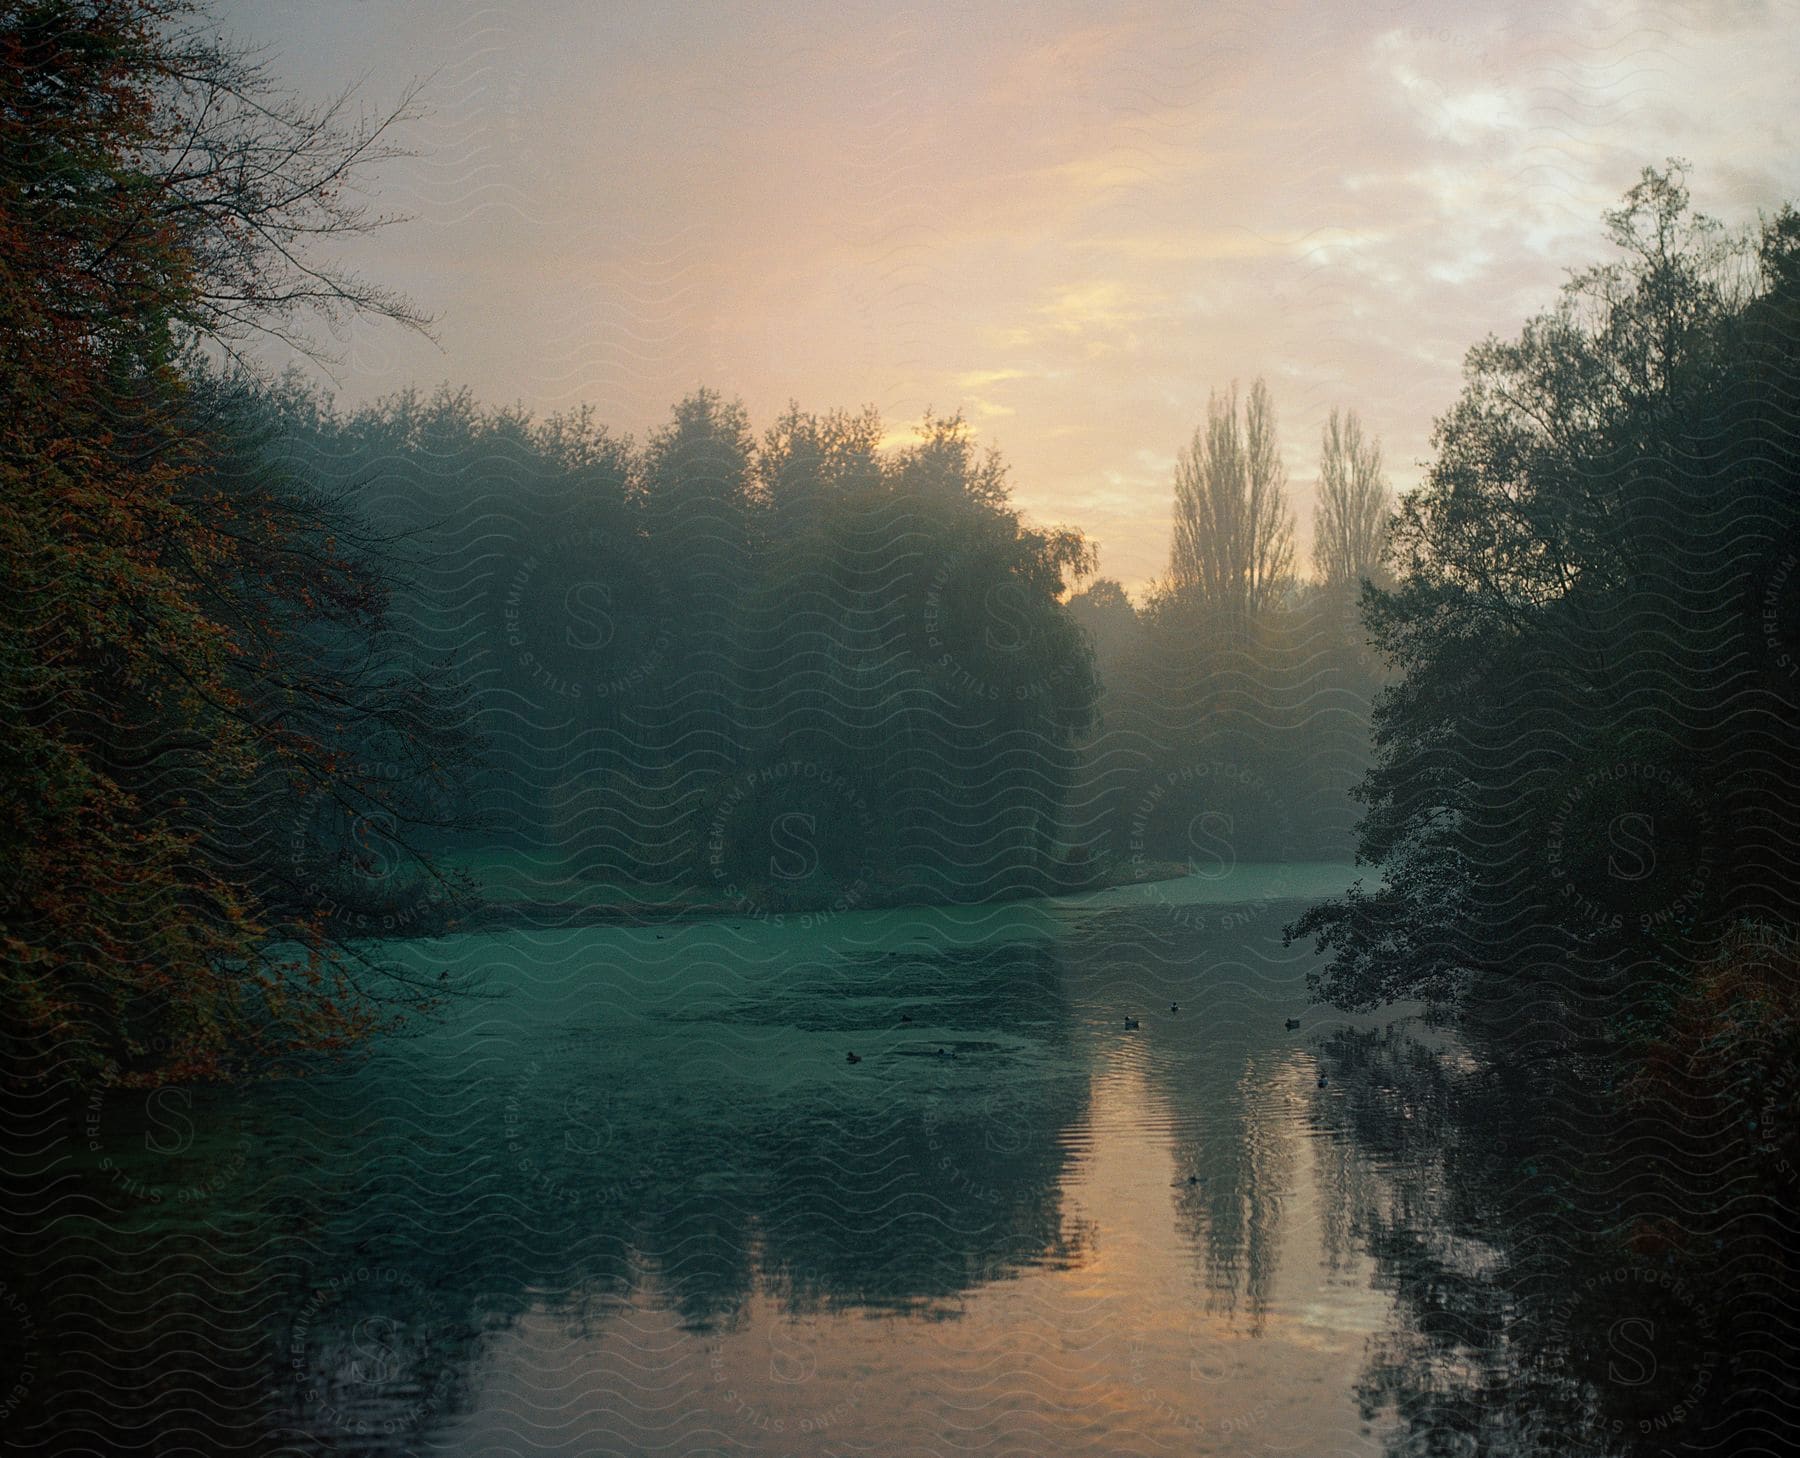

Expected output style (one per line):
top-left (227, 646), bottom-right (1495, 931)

top-left (3, 867), bottom-right (1785, 1455)
top-left (1310, 1018), bottom-right (1788, 1458)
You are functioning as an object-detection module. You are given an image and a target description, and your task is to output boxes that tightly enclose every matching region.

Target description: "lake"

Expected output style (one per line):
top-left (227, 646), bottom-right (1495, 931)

top-left (6, 865), bottom-right (1757, 1455)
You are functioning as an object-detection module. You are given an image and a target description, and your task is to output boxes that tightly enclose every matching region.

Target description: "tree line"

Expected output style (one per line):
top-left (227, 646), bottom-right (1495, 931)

top-left (12, 0), bottom-right (1790, 1109)
top-left (253, 380), bottom-right (1100, 915)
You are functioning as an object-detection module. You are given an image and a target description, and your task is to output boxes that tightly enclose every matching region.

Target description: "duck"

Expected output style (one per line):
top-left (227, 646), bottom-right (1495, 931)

top-left (1316, 1074), bottom-right (1329, 1089)
top-left (1123, 1017), bottom-right (1140, 1030)
top-left (846, 1051), bottom-right (862, 1065)
top-left (1170, 1002), bottom-right (1180, 1013)
top-left (900, 1013), bottom-right (913, 1023)
top-left (1285, 1017), bottom-right (1301, 1031)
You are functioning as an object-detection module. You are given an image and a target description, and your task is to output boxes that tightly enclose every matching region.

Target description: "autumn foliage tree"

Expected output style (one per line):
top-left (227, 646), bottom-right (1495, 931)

top-left (1, 0), bottom-right (460, 1084)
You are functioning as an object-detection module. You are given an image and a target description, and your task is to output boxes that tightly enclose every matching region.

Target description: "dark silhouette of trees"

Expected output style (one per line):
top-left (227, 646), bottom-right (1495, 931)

top-left (257, 386), bottom-right (1100, 910)
top-left (1290, 165), bottom-right (1800, 1014)
top-left (182, 376), bottom-right (479, 941)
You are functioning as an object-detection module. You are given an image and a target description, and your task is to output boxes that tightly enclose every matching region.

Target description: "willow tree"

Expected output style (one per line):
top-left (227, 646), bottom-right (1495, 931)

top-left (1313, 407), bottom-right (1390, 592)
top-left (1166, 378), bottom-right (1296, 636)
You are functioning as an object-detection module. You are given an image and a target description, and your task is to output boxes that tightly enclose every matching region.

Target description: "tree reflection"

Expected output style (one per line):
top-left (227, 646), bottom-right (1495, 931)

top-left (1064, 901), bottom-right (1303, 1334)
top-left (7, 934), bottom-right (1092, 1454)
top-left (1313, 1013), bottom-right (1789, 1457)
top-left (1169, 1057), bottom-right (1295, 1334)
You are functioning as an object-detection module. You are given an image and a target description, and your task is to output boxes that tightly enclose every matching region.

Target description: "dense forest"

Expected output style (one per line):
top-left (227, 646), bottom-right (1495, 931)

top-left (248, 380), bottom-right (1100, 913)
top-left (249, 372), bottom-right (1383, 910)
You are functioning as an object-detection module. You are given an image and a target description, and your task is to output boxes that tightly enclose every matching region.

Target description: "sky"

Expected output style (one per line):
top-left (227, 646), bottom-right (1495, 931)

top-left (223, 0), bottom-right (1800, 595)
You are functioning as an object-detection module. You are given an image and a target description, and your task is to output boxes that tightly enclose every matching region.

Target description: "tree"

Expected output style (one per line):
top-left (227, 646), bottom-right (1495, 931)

top-left (257, 381), bottom-right (655, 876)
top-left (1288, 165), bottom-right (1800, 1014)
top-left (1312, 407), bottom-right (1390, 592)
top-left (641, 388), bottom-right (757, 747)
top-left (739, 407), bottom-right (1097, 903)
top-left (1065, 577), bottom-right (1140, 670)
top-left (181, 375), bottom-right (479, 941)
top-left (1093, 383), bottom-right (1378, 877)
top-left (1166, 378), bottom-right (1296, 635)
top-left (1, 0), bottom-right (446, 1083)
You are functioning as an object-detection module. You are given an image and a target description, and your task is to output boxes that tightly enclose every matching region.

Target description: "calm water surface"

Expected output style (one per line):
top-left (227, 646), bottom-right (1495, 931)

top-left (9, 866), bottom-right (1750, 1455)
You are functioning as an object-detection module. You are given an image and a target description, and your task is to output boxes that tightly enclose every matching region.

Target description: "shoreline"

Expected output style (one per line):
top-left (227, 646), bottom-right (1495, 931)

top-left (345, 854), bottom-right (1205, 938)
